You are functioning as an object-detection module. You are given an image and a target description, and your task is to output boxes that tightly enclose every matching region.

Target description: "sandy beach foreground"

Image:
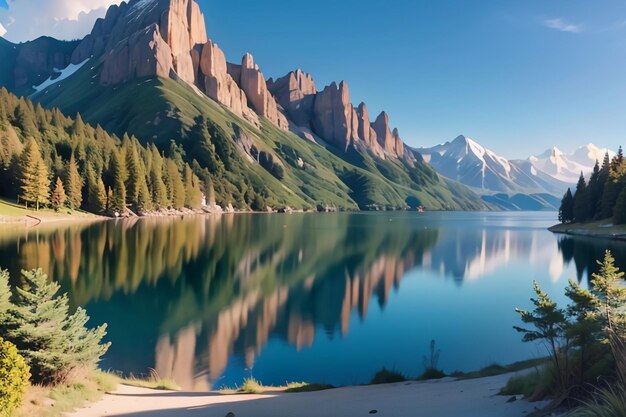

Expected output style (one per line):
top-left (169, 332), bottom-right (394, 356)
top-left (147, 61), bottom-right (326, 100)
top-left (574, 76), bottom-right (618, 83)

top-left (67, 372), bottom-right (548, 417)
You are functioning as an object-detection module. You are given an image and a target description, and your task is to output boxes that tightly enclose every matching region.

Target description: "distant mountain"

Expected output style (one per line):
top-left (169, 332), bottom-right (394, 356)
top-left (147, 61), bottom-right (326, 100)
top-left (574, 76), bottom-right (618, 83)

top-left (529, 144), bottom-right (615, 184)
top-left (415, 135), bottom-right (570, 197)
top-left (0, 0), bottom-right (488, 211)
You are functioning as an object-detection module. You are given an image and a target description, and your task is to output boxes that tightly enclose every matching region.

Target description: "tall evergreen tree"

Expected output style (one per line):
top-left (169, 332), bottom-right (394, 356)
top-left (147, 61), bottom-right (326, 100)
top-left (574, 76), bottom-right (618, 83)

top-left (613, 187), bottom-right (626, 224)
top-left (18, 138), bottom-right (50, 210)
top-left (124, 141), bottom-right (142, 206)
top-left (165, 160), bottom-right (185, 209)
top-left (595, 152), bottom-right (611, 219)
top-left (183, 164), bottom-right (202, 209)
top-left (109, 152), bottom-right (127, 214)
top-left (600, 149), bottom-right (626, 219)
top-left (559, 188), bottom-right (574, 224)
top-left (148, 145), bottom-right (168, 209)
top-left (573, 173), bottom-right (589, 223)
top-left (50, 177), bottom-right (67, 211)
top-left (586, 161), bottom-right (601, 220)
top-left (64, 153), bottom-right (83, 210)
top-left (85, 166), bottom-right (107, 213)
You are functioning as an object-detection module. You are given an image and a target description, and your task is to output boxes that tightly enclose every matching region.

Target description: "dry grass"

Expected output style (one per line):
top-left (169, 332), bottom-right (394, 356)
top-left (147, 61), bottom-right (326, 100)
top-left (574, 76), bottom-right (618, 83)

top-left (15, 371), bottom-right (117, 417)
top-left (111, 368), bottom-right (179, 391)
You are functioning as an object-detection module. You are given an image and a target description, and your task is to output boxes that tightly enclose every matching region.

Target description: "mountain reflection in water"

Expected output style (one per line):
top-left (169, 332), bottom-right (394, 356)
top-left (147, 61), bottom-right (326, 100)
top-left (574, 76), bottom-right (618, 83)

top-left (0, 212), bottom-right (623, 389)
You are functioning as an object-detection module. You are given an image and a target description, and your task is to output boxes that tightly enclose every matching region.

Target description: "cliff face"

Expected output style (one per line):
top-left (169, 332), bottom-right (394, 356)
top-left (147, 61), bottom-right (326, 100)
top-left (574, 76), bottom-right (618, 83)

top-left (269, 74), bottom-right (405, 158)
top-left (8, 0), bottom-right (409, 157)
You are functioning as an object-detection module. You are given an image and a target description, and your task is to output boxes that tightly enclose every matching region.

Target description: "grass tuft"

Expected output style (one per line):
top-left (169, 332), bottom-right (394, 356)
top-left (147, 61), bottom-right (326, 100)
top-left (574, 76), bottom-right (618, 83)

top-left (238, 377), bottom-right (264, 394)
top-left (116, 369), bottom-right (179, 391)
top-left (284, 382), bottom-right (334, 393)
top-left (419, 368), bottom-right (447, 380)
top-left (569, 384), bottom-right (626, 417)
top-left (370, 368), bottom-right (407, 385)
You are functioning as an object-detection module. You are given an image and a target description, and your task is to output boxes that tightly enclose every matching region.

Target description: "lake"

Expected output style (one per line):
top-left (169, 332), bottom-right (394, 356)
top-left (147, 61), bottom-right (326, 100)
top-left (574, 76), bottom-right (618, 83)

top-left (0, 211), bottom-right (624, 391)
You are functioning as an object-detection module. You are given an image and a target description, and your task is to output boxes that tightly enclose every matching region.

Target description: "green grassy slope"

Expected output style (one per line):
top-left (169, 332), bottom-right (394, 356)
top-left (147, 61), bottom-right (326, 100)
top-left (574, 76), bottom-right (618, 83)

top-left (34, 59), bottom-right (488, 211)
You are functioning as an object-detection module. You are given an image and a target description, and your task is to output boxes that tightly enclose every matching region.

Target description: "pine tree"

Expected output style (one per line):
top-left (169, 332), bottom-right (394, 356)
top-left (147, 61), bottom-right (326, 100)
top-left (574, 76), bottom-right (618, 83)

top-left (86, 166), bottom-right (107, 213)
top-left (594, 153), bottom-right (611, 219)
top-left (514, 281), bottom-right (567, 383)
top-left (586, 161), bottom-right (601, 220)
top-left (50, 177), bottom-right (67, 211)
top-left (205, 177), bottom-right (216, 207)
top-left (18, 138), bottom-right (50, 210)
top-left (165, 160), bottom-right (185, 209)
top-left (0, 270), bottom-right (10, 324)
top-left (573, 173), bottom-right (589, 223)
top-left (600, 148), bottom-right (626, 219)
top-left (14, 98), bottom-right (38, 138)
top-left (590, 251), bottom-right (626, 382)
top-left (614, 187), bottom-right (626, 224)
top-left (148, 146), bottom-right (168, 209)
top-left (137, 178), bottom-right (152, 213)
top-left (183, 164), bottom-right (202, 209)
top-left (109, 152), bottom-right (127, 214)
top-left (558, 188), bottom-right (574, 224)
top-left (124, 142), bottom-right (141, 206)
top-left (64, 153), bottom-right (83, 210)
top-left (0, 269), bottom-right (110, 384)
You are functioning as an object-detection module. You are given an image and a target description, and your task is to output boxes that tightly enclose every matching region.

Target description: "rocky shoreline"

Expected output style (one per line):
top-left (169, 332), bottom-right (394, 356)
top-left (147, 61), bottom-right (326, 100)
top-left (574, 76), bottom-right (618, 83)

top-left (548, 223), bottom-right (626, 241)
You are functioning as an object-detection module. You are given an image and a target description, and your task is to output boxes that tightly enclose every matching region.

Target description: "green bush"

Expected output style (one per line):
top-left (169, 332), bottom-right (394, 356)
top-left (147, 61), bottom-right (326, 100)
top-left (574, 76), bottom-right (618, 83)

top-left (0, 338), bottom-right (30, 417)
top-left (0, 269), bottom-right (110, 385)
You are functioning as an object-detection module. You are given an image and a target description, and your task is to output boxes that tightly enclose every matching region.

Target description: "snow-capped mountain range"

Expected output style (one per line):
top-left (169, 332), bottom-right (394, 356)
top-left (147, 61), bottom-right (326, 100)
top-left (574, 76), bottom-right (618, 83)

top-left (415, 136), bottom-right (614, 208)
top-left (529, 144), bottom-right (615, 184)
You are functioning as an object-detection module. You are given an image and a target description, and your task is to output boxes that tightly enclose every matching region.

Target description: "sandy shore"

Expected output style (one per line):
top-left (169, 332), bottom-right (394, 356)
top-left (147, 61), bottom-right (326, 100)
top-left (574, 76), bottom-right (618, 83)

top-left (66, 372), bottom-right (548, 417)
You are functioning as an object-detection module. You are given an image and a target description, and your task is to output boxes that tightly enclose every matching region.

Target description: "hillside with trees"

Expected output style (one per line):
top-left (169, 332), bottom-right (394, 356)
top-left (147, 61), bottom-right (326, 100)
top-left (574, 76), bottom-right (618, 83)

top-left (0, 88), bottom-right (208, 216)
top-left (558, 147), bottom-right (626, 225)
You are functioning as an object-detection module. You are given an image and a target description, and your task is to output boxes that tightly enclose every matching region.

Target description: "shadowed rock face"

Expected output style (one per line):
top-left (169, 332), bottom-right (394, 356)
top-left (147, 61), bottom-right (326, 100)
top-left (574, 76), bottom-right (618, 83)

top-left (267, 69), bottom-right (316, 128)
top-left (199, 40), bottom-right (250, 119)
top-left (234, 53), bottom-right (287, 130)
top-left (101, 23), bottom-right (173, 85)
top-left (268, 70), bottom-right (406, 158)
top-left (72, 0), bottom-right (206, 86)
top-left (312, 81), bottom-right (356, 151)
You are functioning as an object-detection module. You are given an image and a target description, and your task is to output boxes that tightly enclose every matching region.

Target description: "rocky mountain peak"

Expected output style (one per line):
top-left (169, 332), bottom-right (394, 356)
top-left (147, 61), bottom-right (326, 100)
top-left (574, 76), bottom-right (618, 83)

top-left (267, 69), bottom-right (316, 127)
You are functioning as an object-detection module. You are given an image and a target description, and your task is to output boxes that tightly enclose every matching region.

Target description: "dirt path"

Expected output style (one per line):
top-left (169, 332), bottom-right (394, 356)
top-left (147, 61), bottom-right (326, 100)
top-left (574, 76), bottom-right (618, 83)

top-left (67, 372), bottom-right (547, 417)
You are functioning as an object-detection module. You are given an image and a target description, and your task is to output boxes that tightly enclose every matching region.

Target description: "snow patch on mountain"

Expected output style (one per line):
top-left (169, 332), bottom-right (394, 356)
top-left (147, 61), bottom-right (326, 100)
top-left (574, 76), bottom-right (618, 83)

top-left (31, 59), bottom-right (89, 94)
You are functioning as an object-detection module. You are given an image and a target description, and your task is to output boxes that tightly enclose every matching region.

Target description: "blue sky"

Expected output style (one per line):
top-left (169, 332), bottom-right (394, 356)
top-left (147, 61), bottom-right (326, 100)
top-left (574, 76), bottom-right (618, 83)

top-left (2, 0), bottom-right (626, 158)
top-left (197, 0), bottom-right (626, 158)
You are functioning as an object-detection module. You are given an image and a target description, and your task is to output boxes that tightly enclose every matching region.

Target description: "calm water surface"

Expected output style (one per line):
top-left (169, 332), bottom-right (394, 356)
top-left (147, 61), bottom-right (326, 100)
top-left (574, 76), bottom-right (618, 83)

top-left (0, 212), bottom-right (624, 390)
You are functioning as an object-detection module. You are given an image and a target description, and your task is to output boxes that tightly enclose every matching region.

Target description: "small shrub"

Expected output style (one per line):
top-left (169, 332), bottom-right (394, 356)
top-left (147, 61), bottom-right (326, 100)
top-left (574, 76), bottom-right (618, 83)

top-left (239, 378), bottom-right (263, 394)
top-left (0, 338), bottom-right (30, 417)
top-left (420, 340), bottom-right (445, 380)
top-left (500, 366), bottom-right (556, 400)
top-left (419, 368), bottom-right (446, 380)
top-left (370, 368), bottom-right (407, 385)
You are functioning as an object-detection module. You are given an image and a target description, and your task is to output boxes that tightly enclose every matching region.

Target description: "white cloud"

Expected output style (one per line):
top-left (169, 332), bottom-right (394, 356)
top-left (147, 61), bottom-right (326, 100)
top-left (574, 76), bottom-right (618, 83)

top-left (0, 23), bottom-right (6, 37)
top-left (542, 17), bottom-right (583, 33)
top-left (0, 0), bottom-right (123, 43)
